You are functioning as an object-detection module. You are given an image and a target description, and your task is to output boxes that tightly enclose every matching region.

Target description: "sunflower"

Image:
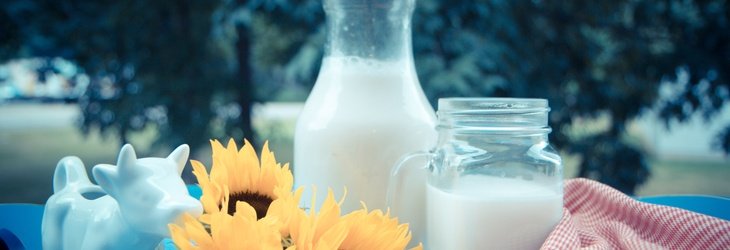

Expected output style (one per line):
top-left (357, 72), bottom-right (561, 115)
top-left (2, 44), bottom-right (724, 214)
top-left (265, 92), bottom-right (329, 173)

top-left (174, 138), bottom-right (423, 250)
top-left (191, 139), bottom-right (293, 219)
top-left (340, 205), bottom-right (423, 250)
top-left (169, 201), bottom-right (281, 250)
top-left (286, 188), bottom-right (351, 250)
top-left (266, 186), bottom-right (304, 237)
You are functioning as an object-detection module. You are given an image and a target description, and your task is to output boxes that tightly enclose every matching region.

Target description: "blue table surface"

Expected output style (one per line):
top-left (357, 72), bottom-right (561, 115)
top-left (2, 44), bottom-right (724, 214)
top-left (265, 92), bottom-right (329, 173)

top-left (2, 185), bottom-right (728, 250)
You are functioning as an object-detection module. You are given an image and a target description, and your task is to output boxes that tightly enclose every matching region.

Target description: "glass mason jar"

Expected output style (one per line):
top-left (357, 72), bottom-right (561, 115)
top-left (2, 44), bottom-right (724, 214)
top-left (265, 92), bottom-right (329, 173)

top-left (389, 98), bottom-right (563, 250)
top-left (294, 0), bottom-right (436, 238)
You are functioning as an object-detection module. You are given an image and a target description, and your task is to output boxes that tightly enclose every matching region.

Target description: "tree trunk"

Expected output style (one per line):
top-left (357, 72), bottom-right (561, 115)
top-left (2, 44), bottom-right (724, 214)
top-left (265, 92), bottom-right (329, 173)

top-left (119, 128), bottom-right (128, 147)
top-left (235, 24), bottom-right (257, 148)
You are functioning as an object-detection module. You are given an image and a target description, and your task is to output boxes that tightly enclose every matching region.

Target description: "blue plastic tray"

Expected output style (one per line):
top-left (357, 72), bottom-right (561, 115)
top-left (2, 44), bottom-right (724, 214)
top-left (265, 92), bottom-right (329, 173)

top-left (2, 186), bottom-right (728, 249)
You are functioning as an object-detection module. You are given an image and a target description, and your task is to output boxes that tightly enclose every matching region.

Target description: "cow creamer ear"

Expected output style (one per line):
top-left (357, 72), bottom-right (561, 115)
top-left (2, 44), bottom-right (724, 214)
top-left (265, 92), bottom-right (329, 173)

top-left (53, 156), bottom-right (91, 193)
top-left (167, 144), bottom-right (190, 175)
top-left (92, 164), bottom-right (119, 197)
top-left (117, 144), bottom-right (138, 174)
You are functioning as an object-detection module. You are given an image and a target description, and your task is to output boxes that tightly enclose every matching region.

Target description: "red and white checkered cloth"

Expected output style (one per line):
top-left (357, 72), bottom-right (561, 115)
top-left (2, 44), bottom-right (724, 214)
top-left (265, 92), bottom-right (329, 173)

top-left (541, 178), bottom-right (730, 250)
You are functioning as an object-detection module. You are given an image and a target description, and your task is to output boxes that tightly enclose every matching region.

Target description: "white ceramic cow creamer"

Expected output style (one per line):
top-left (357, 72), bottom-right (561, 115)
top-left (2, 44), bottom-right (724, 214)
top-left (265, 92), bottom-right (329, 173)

top-left (42, 144), bottom-right (203, 250)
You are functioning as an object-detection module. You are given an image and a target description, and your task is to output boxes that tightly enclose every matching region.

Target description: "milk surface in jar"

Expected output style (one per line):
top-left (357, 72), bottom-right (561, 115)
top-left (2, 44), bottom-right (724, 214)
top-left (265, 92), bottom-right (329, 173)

top-left (427, 175), bottom-right (563, 250)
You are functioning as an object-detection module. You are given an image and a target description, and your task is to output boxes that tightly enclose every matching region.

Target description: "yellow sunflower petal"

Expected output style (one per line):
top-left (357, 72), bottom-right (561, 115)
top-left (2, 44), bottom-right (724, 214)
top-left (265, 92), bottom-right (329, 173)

top-left (288, 208), bottom-right (308, 249)
top-left (209, 212), bottom-right (234, 247)
top-left (259, 141), bottom-right (276, 197)
top-left (191, 160), bottom-right (210, 189)
top-left (192, 160), bottom-right (222, 214)
top-left (340, 205), bottom-right (415, 250)
top-left (209, 140), bottom-right (228, 184)
top-left (278, 163), bottom-right (294, 193)
top-left (314, 241), bottom-right (335, 250)
top-left (168, 224), bottom-right (193, 250)
top-left (313, 189), bottom-right (344, 241)
top-left (182, 213), bottom-right (215, 249)
top-left (317, 220), bottom-right (349, 250)
top-left (239, 139), bottom-right (261, 193)
top-left (204, 182), bottom-right (224, 214)
top-left (229, 213), bottom-right (251, 249)
top-left (198, 214), bottom-right (212, 225)
top-left (225, 202), bottom-right (282, 250)
top-left (266, 187), bottom-right (304, 235)
top-left (221, 139), bottom-right (243, 193)
top-left (234, 201), bottom-right (258, 221)
top-left (256, 220), bottom-right (283, 250)
top-left (287, 188), bottom-right (353, 250)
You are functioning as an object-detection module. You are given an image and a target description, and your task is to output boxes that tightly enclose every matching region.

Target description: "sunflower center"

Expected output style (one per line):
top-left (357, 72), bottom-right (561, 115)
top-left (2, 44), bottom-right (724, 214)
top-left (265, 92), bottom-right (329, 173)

top-left (227, 191), bottom-right (273, 219)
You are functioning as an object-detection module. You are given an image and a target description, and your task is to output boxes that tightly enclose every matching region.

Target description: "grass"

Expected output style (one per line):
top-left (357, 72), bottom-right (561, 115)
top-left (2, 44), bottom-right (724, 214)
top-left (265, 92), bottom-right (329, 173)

top-left (0, 127), bottom-right (121, 204)
top-left (1, 105), bottom-right (728, 204)
top-left (637, 159), bottom-right (730, 196)
top-left (0, 109), bottom-right (301, 204)
top-left (562, 153), bottom-right (730, 197)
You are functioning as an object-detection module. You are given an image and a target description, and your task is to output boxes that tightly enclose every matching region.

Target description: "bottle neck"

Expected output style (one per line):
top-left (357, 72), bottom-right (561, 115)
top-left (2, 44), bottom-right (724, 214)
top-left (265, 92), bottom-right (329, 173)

top-left (323, 0), bottom-right (415, 61)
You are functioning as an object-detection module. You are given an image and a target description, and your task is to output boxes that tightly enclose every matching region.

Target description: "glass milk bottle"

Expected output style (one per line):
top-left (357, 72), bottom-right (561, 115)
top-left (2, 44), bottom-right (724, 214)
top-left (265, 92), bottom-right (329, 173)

top-left (390, 98), bottom-right (564, 250)
top-left (294, 0), bottom-right (435, 229)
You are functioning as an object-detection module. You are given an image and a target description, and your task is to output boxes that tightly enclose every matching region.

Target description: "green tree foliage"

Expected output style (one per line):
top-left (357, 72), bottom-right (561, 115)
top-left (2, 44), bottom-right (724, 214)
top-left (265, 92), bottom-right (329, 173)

top-left (2, 0), bottom-right (237, 151)
top-left (407, 0), bottom-right (730, 193)
top-left (1, 0), bottom-right (324, 150)
top-left (2, 0), bottom-right (728, 193)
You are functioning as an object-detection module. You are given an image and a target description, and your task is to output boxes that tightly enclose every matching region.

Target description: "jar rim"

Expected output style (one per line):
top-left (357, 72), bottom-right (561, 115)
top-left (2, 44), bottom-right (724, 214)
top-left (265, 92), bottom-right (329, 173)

top-left (437, 97), bottom-right (550, 115)
top-left (323, 0), bottom-right (415, 12)
top-left (438, 98), bottom-right (549, 114)
top-left (437, 98), bottom-right (551, 133)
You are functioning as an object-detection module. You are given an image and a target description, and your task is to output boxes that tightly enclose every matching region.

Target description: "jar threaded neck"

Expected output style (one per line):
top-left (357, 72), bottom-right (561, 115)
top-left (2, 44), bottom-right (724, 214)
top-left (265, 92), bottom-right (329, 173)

top-left (437, 98), bottom-right (551, 133)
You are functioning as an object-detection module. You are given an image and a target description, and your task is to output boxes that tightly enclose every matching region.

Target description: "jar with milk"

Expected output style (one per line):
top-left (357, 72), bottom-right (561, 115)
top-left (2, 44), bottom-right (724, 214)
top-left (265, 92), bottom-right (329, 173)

top-left (390, 98), bottom-right (564, 250)
top-left (294, 0), bottom-right (436, 235)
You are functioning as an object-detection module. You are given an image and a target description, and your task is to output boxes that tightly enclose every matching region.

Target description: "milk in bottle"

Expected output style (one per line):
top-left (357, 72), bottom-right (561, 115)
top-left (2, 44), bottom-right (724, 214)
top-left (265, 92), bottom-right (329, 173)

top-left (293, 0), bottom-right (436, 245)
top-left (295, 57), bottom-right (435, 213)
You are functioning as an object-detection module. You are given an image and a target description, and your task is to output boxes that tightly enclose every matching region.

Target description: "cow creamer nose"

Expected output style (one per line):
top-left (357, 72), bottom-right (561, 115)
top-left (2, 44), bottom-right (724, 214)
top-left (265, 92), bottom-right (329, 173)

top-left (161, 194), bottom-right (203, 216)
top-left (179, 197), bottom-right (203, 217)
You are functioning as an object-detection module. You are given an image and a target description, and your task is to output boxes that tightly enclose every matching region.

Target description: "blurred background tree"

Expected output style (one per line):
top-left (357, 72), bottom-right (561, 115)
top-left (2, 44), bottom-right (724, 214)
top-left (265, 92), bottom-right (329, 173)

top-left (1, 0), bottom-right (728, 193)
top-left (2, 0), bottom-right (235, 153)
top-left (406, 0), bottom-right (730, 194)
